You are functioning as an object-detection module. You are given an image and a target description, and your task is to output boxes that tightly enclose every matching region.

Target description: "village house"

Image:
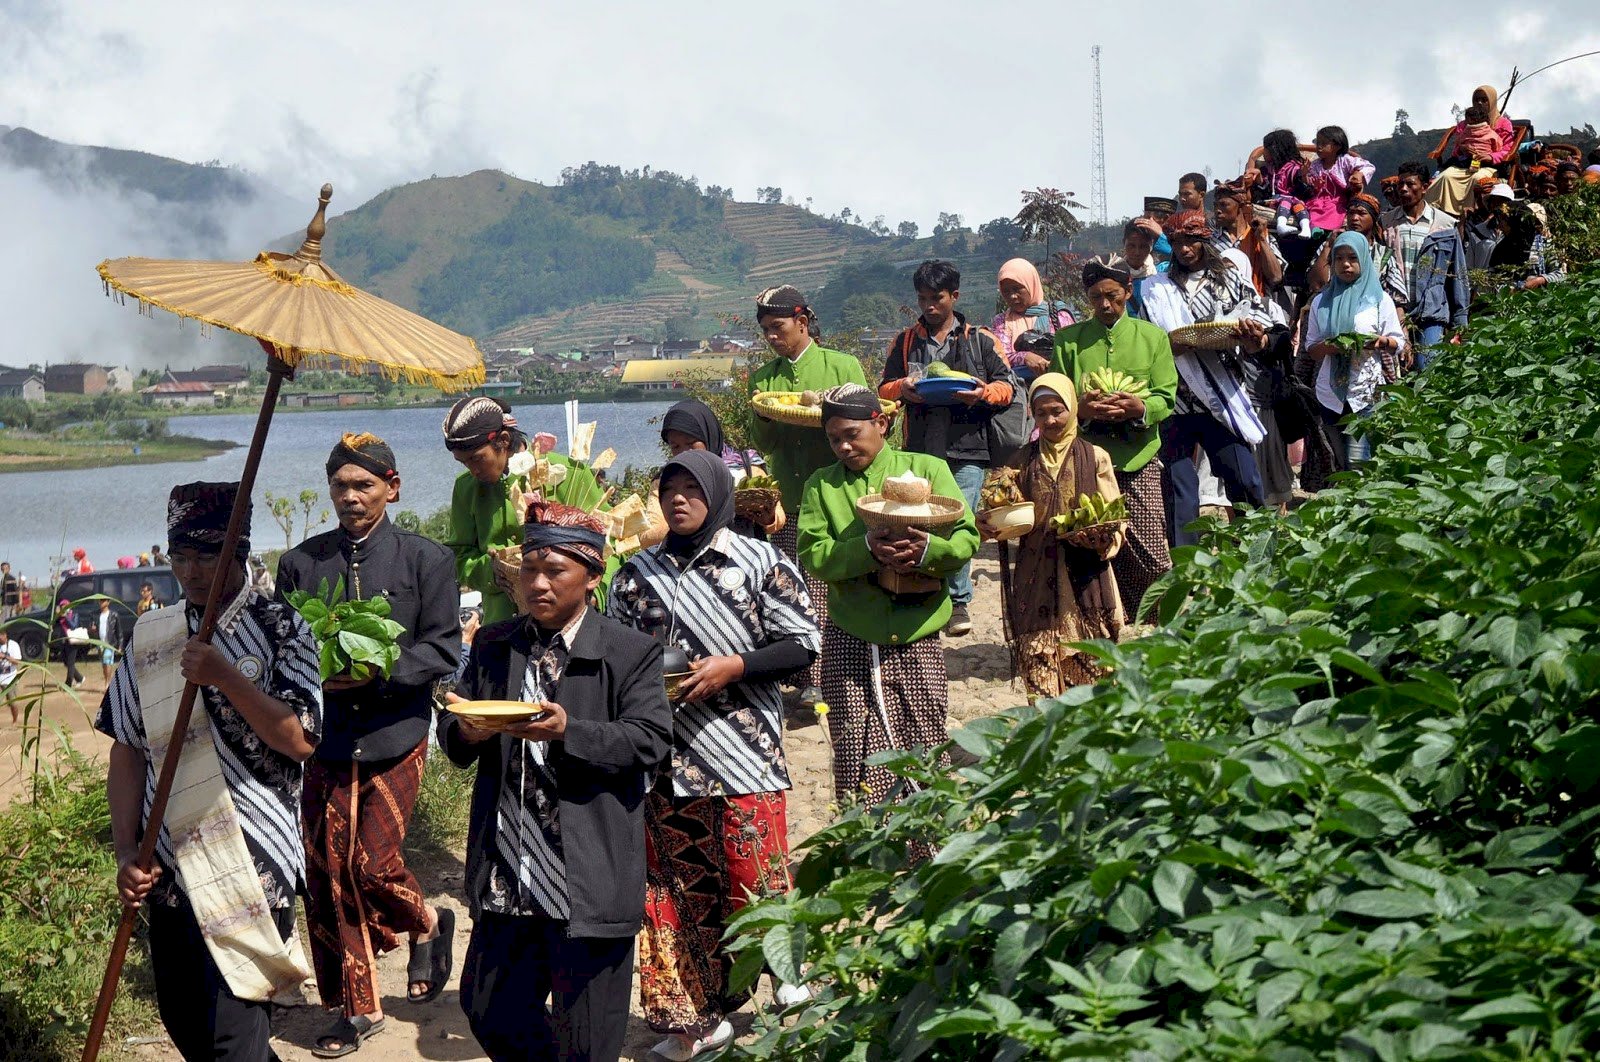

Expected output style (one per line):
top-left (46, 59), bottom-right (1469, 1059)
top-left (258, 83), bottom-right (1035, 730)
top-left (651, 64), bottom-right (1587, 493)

top-left (611, 336), bottom-right (660, 367)
top-left (660, 339), bottom-right (710, 360)
top-left (141, 380), bottom-right (218, 408)
top-left (103, 366), bottom-right (136, 393)
top-left (280, 390), bottom-right (378, 408)
top-left (165, 363), bottom-right (251, 393)
top-left (44, 362), bottom-right (109, 396)
top-left (0, 367), bottom-right (47, 403)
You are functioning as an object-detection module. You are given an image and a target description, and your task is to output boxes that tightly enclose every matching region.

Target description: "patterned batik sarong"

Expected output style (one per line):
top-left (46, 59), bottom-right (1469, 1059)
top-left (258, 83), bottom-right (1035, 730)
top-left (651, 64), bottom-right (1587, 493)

top-left (638, 789), bottom-right (792, 1034)
top-left (303, 737), bottom-right (432, 1017)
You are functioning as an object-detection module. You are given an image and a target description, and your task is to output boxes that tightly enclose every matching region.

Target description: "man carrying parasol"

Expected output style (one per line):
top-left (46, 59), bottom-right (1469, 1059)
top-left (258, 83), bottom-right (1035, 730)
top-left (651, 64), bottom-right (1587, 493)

top-left (97, 481), bottom-right (323, 1061)
top-left (796, 384), bottom-right (978, 804)
top-left (276, 432), bottom-right (462, 1056)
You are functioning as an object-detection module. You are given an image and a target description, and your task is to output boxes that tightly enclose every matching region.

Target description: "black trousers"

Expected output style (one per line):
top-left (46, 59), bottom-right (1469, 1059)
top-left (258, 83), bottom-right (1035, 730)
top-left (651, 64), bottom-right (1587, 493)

top-left (147, 899), bottom-right (293, 1062)
top-left (460, 911), bottom-right (635, 1062)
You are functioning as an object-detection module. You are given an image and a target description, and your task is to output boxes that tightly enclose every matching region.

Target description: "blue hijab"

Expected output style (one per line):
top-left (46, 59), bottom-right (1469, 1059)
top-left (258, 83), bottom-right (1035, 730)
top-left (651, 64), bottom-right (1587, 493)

top-left (1316, 231), bottom-right (1383, 338)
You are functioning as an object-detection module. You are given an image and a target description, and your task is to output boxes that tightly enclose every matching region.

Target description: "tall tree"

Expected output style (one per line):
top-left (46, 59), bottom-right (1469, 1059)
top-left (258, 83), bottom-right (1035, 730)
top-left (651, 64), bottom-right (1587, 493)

top-left (1015, 187), bottom-right (1085, 259)
top-left (897, 220), bottom-right (919, 240)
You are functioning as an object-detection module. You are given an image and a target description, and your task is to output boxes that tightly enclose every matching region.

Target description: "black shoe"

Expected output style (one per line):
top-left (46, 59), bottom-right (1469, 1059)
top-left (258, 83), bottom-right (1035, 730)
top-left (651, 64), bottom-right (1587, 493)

top-left (945, 605), bottom-right (972, 637)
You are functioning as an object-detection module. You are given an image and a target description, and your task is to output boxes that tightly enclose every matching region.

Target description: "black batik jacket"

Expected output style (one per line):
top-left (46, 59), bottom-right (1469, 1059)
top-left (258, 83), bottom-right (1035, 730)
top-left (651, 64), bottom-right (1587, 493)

top-left (438, 611), bottom-right (671, 936)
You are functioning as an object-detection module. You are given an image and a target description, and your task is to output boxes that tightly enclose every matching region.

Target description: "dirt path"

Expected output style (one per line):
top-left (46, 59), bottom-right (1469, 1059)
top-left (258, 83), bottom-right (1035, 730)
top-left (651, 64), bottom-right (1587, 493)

top-left (53, 552), bottom-right (1026, 1061)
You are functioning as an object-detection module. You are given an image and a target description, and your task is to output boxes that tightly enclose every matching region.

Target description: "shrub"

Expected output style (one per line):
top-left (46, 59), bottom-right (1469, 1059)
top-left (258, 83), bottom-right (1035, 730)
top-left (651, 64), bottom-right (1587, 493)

top-left (0, 753), bottom-right (156, 1061)
top-left (725, 271), bottom-right (1600, 1057)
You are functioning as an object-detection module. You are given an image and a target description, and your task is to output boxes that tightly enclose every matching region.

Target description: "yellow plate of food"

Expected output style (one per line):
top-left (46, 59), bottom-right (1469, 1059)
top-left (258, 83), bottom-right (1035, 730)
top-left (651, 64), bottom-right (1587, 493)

top-left (445, 700), bottom-right (549, 728)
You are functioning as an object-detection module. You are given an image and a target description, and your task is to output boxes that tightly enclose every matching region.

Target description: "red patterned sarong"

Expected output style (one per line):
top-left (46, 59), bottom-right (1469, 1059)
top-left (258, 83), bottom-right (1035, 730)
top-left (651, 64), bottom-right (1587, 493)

top-left (302, 738), bottom-right (432, 1018)
top-left (638, 788), bottom-right (792, 1035)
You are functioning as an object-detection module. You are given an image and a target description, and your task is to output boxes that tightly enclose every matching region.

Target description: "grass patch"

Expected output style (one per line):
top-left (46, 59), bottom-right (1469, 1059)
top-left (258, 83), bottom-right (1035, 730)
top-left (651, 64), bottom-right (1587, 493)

top-left (408, 747), bottom-right (475, 860)
top-left (0, 750), bottom-right (158, 1061)
top-left (0, 433), bottom-right (235, 473)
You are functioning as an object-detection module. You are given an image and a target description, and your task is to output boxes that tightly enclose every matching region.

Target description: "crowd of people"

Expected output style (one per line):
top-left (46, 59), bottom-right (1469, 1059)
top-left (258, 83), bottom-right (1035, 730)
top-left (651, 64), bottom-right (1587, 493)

top-left (82, 88), bottom-right (1600, 1062)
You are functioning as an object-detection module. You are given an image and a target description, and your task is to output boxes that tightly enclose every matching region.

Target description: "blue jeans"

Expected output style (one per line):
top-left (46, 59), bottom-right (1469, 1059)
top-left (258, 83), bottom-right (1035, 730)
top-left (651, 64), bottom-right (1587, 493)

top-left (945, 460), bottom-right (986, 606)
top-left (1160, 413), bottom-right (1263, 548)
top-left (1415, 323), bottom-right (1445, 370)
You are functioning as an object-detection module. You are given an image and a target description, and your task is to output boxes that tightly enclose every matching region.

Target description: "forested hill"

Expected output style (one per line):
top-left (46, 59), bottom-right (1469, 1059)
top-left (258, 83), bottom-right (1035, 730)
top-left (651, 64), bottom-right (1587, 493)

top-left (322, 164), bottom-right (894, 349)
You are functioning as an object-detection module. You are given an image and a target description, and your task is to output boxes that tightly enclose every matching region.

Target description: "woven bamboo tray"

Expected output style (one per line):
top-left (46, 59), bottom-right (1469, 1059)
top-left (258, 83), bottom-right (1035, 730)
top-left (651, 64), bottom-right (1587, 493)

top-left (752, 391), bottom-right (897, 428)
top-left (1169, 320), bottom-right (1246, 350)
top-left (1060, 520), bottom-right (1125, 552)
top-left (855, 493), bottom-right (965, 532)
top-left (733, 487), bottom-right (781, 519)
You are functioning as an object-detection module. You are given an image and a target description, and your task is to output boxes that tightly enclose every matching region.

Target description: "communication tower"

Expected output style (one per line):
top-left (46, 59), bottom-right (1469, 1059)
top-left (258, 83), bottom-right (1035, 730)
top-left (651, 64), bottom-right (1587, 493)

top-left (1089, 45), bottom-right (1108, 227)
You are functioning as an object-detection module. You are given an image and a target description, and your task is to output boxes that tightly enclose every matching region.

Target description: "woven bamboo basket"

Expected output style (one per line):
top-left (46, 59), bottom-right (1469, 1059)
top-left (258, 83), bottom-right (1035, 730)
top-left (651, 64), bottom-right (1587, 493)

top-left (491, 546), bottom-right (530, 615)
top-left (733, 487), bottom-right (781, 520)
top-left (855, 493), bottom-right (966, 532)
top-left (1169, 320), bottom-right (1246, 350)
top-left (752, 391), bottom-right (897, 428)
top-left (1061, 520), bottom-right (1125, 553)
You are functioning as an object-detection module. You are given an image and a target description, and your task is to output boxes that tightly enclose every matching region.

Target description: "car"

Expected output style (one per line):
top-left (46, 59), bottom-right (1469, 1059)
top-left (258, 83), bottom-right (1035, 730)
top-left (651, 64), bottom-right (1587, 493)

top-left (1, 567), bottom-right (182, 662)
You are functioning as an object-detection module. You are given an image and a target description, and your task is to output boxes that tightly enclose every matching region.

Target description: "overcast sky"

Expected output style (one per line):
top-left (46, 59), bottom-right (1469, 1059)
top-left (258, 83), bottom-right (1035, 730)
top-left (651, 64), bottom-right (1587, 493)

top-left (6, 0), bottom-right (1599, 231)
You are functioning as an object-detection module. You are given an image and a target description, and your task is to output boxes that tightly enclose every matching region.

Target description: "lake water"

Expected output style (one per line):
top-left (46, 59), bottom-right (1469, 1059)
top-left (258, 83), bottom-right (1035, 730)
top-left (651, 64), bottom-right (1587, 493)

top-left (0, 399), bottom-right (677, 584)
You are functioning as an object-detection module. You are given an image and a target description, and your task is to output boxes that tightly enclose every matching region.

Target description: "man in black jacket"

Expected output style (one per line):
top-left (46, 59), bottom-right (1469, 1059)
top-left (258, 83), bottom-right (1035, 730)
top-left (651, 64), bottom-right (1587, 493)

top-left (276, 432), bottom-right (461, 1055)
top-left (441, 499), bottom-right (671, 1062)
top-left (878, 259), bottom-right (1019, 636)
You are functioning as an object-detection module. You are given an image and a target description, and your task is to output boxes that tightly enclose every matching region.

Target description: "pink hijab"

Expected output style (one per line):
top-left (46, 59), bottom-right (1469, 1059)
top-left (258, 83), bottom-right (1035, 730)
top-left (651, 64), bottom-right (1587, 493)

top-left (997, 258), bottom-right (1046, 343)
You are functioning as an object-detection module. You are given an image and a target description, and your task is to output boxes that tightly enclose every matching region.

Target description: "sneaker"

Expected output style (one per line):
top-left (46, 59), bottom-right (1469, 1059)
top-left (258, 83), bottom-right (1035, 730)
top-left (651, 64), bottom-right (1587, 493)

top-left (944, 605), bottom-right (972, 637)
top-left (774, 982), bottom-right (811, 1009)
top-left (653, 1020), bottom-right (733, 1061)
top-left (799, 686), bottom-right (823, 709)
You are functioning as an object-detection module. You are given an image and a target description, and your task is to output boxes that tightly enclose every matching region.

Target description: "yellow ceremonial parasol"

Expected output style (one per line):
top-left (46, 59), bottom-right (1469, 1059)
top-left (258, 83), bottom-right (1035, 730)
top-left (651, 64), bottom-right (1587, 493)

top-left (81, 186), bottom-right (484, 1062)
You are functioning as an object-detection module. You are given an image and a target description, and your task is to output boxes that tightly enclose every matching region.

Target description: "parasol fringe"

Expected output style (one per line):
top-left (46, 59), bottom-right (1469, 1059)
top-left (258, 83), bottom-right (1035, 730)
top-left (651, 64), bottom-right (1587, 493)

top-left (251, 254), bottom-right (359, 296)
top-left (95, 260), bottom-right (485, 393)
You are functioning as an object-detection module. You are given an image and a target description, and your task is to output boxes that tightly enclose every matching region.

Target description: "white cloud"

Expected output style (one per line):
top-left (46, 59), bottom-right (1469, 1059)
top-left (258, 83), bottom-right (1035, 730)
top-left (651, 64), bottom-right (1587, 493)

top-left (3, 0), bottom-right (1598, 278)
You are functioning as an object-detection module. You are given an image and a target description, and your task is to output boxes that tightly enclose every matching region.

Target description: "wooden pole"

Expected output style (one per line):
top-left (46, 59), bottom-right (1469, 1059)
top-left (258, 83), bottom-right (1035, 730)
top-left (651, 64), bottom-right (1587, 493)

top-left (80, 347), bottom-right (291, 1062)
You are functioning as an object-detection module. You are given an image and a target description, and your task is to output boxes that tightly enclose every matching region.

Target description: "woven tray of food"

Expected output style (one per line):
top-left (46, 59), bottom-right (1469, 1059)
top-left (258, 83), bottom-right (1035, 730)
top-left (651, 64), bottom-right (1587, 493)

top-left (1169, 320), bottom-right (1247, 350)
top-left (855, 471), bottom-right (965, 531)
top-left (752, 390), bottom-right (897, 428)
top-left (1060, 520), bottom-right (1125, 552)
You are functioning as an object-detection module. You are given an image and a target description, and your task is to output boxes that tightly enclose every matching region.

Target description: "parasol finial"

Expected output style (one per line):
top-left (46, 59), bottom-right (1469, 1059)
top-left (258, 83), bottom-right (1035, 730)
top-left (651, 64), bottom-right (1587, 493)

top-left (292, 183), bottom-right (335, 264)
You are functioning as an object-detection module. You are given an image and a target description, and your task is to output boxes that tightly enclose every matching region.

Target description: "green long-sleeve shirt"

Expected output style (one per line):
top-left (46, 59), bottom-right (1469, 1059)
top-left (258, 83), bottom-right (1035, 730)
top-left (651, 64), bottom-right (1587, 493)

top-left (798, 447), bottom-right (978, 646)
top-left (1050, 314), bottom-right (1178, 473)
top-left (445, 452), bottom-right (607, 625)
top-left (748, 343), bottom-right (868, 510)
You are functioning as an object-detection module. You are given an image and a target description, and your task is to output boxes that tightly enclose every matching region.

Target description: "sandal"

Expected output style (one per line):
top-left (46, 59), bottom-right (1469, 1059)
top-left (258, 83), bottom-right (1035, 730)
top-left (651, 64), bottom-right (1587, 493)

top-left (311, 1014), bottom-right (385, 1058)
top-left (406, 906), bottom-right (456, 1003)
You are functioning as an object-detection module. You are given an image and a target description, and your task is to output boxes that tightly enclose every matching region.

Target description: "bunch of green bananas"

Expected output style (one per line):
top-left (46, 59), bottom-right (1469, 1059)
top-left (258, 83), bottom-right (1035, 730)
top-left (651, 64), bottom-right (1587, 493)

top-left (1083, 367), bottom-right (1151, 398)
top-left (1047, 492), bottom-right (1129, 533)
top-left (739, 474), bottom-right (780, 492)
top-left (925, 361), bottom-right (977, 381)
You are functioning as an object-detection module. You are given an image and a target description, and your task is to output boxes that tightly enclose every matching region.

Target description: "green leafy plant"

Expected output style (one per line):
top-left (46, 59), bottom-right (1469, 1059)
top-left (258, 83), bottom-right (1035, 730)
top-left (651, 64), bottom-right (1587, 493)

top-left (287, 577), bottom-right (405, 682)
top-left (0, 751), bottom-right (157, 1061)
top-left (723, 268), bottom-right (1600, 1058)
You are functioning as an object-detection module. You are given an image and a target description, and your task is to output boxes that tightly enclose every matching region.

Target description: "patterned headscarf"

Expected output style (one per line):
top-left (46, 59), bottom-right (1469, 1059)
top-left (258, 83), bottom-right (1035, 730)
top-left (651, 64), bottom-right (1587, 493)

top-left (522, 500), bottom-right (607, 572)
top-left (754, 285), bottom-right (809, 315)
top-left (1081, 255), bottom-right (1133, 289)
top-left (325, 431), bottom-right (397, 480)
top-left (442, 396), bottom-right (513, 452)
top-left (168, 481), bottom-right (251, 559)
top-left (1163, 210), bottom-right (1211, 239)
top-left (819, 382), bottom-right (882, 423)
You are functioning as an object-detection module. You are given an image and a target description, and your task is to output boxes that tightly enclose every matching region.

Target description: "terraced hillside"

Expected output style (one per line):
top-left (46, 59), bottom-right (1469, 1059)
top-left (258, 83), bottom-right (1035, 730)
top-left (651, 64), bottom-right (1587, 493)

top-left (489, 202), bottom-right (890, 349)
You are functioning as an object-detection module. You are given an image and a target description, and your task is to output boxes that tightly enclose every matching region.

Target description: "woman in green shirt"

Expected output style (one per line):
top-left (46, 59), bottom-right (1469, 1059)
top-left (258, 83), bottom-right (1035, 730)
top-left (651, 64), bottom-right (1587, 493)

top-left (441, 397), bottom-right (605, 625)
top-left (798, 383), bottom-right (978, 805)
top-left (1052, 257), bottom-right (1178, 622)
top-left (749, 285), bottom-right (868, 705)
